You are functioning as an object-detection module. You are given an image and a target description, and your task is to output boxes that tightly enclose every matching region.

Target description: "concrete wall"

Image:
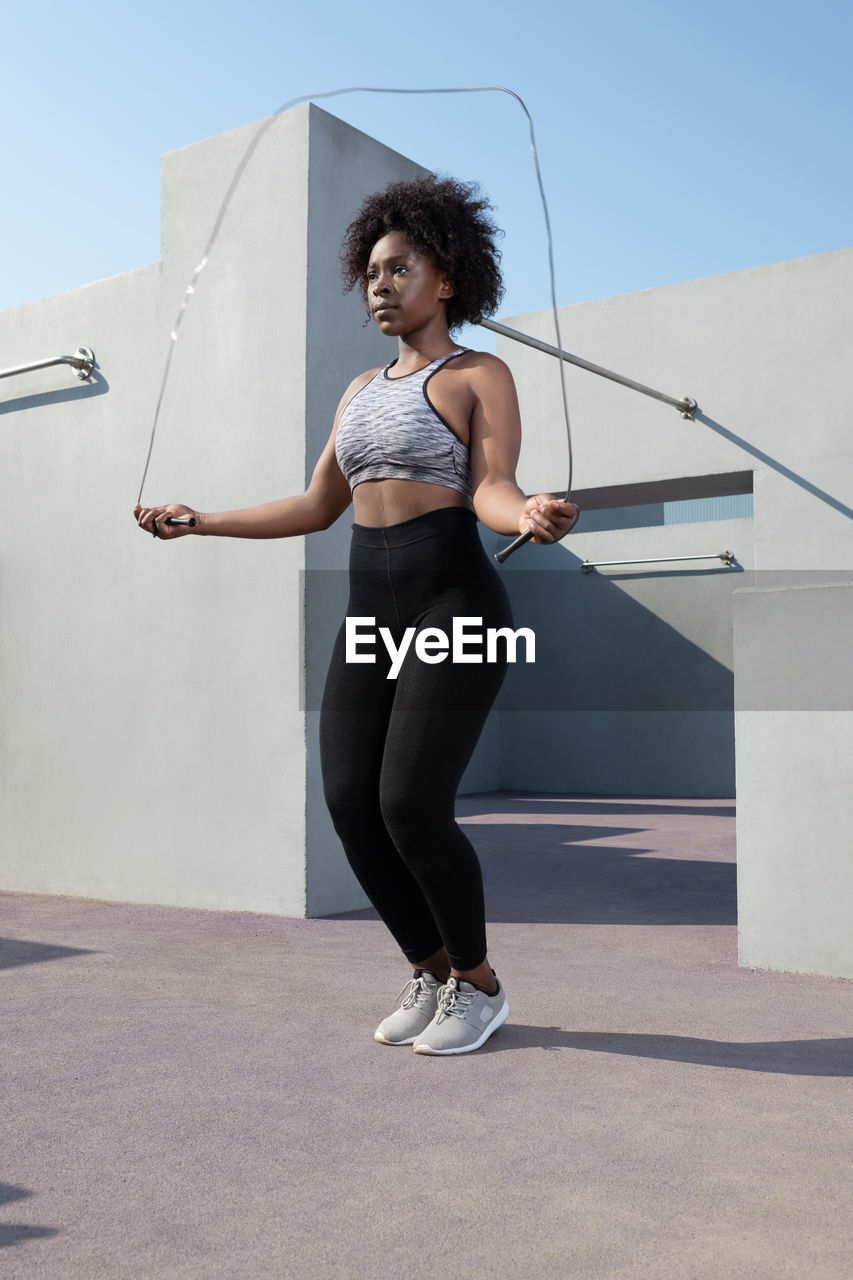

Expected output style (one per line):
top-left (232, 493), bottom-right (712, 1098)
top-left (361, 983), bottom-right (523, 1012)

top-left (3, 100), bottom-right (850, 930)
top-left (299, 115), bottom-right (434, 914)
top-left (734, 582), bottom-right (853, 978)
top-left (498, 250), bottom-right (852, 977)
top-left (0, 105), bottom-right (426, 916)
top-left (493, 248), bottom-right (853, 795)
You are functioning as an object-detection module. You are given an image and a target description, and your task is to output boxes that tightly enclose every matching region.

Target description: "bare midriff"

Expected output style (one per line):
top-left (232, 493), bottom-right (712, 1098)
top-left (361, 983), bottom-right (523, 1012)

top-left (351, 477), bottom-right (474, 527)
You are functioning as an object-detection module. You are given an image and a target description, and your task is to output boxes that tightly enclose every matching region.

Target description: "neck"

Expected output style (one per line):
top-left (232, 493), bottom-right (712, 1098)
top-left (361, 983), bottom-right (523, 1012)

top-left (394, 319), bottom-right (457, 371)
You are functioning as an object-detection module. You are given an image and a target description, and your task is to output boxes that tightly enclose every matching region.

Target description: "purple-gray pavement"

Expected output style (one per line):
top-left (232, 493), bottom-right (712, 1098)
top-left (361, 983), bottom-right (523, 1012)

top-left (2, 793), bottom-right (851, 1279)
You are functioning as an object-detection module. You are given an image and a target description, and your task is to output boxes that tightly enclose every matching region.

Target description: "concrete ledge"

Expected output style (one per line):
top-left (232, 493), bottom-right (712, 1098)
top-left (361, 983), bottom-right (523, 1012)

top-left (734, 583), bottom-right (853, 978)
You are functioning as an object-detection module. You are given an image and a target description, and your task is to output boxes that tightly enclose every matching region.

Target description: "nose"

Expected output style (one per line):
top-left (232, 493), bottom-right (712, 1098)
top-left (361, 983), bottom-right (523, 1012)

top-left (371, 269), bottom-right (391, 296)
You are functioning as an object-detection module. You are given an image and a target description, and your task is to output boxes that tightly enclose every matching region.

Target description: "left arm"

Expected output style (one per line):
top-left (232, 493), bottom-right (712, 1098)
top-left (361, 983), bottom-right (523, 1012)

top-left (468, 354), bottom-right (578, 542)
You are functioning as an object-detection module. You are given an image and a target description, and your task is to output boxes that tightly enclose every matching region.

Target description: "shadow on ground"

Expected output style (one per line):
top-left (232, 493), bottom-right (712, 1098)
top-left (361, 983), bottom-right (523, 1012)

top-left (475, 825), bottom-right (735, 925)
top-left (462, 795), bottom-right (737, 820)
top-left (465, 792), bottom-right (737, 925)
top-left (0, 939), bottom-right (98, 970)
top-left (331, 794), bottom-right (737, 927)
top-left (0, 1225), bottom-right (61, 1248)
top-left (476, 1027), bottom-right (853, 1075)
top-left (0, 1185), bottom-right (60, 1249)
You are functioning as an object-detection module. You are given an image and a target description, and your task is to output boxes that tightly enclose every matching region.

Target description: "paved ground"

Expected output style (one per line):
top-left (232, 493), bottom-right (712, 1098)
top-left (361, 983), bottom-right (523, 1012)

top-left (2, 793), bottom-right (851, 1279)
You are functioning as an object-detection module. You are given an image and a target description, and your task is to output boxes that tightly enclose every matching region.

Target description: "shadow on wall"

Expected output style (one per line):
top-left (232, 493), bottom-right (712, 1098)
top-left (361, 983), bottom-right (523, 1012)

top-left (0, 370), bottom-right (109, 416)
top-left (496, 556), bottom-right (739, 713)
top-left (695, 410), bottom-right (853, 522)
top-left (304, 536), bottom-right (744, 795)
top-left (488, 536), bottom-right (744, 796)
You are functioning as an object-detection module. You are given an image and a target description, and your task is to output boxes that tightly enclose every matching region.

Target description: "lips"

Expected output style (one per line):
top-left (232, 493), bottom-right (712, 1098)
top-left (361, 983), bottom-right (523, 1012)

top-left (374, 305), bottom-right (396, 316)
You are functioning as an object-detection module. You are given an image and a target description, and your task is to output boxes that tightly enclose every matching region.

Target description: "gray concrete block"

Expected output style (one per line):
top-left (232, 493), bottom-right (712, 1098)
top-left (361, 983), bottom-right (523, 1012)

top-left (734, 583), bottom-right (853, 977)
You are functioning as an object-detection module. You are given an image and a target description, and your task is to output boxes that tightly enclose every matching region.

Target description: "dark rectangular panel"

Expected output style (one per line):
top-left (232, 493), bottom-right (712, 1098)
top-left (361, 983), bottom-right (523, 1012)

top-left (568, 470), bottom-right (754, 511)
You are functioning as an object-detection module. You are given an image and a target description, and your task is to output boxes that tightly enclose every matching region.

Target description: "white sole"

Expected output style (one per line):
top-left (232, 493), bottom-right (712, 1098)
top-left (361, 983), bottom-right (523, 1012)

top-left (374, 1031), bottom-right (418, 1045)
top-left (412, 1000), bottom-right (510, 1055)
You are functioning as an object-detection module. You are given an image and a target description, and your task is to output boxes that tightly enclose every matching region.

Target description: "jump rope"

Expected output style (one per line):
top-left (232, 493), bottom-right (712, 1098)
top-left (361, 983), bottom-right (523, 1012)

top-left (138, 86), bottom-right (574, 562)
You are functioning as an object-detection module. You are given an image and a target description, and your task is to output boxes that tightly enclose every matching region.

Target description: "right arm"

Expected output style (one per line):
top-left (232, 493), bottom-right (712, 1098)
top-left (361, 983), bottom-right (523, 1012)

top-left (199, 414), bottom-right (352, 537)
top-left (134, 372), bottom-right (373, 540)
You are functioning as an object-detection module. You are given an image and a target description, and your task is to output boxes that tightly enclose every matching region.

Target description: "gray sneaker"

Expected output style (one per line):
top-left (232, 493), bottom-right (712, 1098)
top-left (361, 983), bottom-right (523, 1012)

top-left (374, 970), bottom-right (442, 1045)
top-left (412, 976), bottom-right (509, 1055)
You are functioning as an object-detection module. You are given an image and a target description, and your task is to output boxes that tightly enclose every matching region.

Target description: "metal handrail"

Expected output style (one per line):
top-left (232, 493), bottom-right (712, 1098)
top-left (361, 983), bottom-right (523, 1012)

top-left (479, 318), bottom-right (697, 419)
top-left (0, 348), bottom-right (95, 382)
top-left (581, 551), bottom-right (734, 574)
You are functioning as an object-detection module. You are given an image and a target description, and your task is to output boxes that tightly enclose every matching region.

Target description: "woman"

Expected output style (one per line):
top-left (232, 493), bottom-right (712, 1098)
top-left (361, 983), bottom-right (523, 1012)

top-left (135, 174), bottom-right (578, 1055)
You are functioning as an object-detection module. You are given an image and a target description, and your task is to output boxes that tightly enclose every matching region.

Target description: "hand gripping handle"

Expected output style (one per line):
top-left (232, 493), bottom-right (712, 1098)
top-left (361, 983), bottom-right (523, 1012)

top-left (494, 527), bottom-right (534, 563)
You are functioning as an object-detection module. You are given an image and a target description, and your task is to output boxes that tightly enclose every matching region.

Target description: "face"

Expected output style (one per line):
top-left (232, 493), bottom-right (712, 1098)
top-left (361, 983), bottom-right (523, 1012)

top-left (366, 231), bottom-right (454, 335)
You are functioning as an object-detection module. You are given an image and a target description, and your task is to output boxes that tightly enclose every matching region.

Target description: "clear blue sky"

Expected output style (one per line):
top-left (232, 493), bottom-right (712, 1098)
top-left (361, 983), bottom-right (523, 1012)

top-left (3, 0), bottom-right (851, 321)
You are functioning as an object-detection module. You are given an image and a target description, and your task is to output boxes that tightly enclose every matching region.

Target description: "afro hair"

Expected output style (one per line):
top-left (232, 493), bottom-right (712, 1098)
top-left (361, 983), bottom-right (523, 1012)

top-left (341, 174), bottom-right (504, 331)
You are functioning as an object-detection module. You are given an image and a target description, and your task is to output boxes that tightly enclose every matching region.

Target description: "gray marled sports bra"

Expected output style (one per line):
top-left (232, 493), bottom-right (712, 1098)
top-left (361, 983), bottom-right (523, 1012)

top-left (335, 348), bottom-right (472, 498)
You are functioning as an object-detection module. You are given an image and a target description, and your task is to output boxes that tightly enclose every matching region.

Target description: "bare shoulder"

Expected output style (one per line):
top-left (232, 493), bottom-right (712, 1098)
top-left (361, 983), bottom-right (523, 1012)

top-left (454, 349), bottom-right (515, 378)
top-left (452, 349), bottom-right (518, 395)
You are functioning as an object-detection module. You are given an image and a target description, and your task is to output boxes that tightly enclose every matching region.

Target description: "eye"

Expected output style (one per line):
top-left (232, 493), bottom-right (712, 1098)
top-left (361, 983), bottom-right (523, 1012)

top-left (366, 270), bottom-right (377, 281)
top-left (393, 265), bottom-right (407, 275)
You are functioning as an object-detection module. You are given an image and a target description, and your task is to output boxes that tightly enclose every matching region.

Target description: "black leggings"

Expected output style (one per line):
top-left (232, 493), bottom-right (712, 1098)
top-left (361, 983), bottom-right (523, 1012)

top-left (318, 506), bottom-right (514, 970)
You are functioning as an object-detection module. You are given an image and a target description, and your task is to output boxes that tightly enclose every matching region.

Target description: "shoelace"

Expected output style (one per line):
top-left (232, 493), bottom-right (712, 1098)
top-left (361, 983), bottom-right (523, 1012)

top-left (397, 976), bottom-right (435, 1011)
top-left (437, 984), bottom-right (476, 1020)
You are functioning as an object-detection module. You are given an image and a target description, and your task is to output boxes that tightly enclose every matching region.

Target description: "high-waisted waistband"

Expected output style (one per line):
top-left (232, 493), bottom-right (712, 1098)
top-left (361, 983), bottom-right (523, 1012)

top-left (350, 506), bottom-right (478, 549)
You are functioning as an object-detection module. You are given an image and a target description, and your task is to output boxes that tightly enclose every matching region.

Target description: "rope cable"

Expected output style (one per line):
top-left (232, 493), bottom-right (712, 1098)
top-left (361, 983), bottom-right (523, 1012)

top-left (137, 84), bottom-right (572, 514)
